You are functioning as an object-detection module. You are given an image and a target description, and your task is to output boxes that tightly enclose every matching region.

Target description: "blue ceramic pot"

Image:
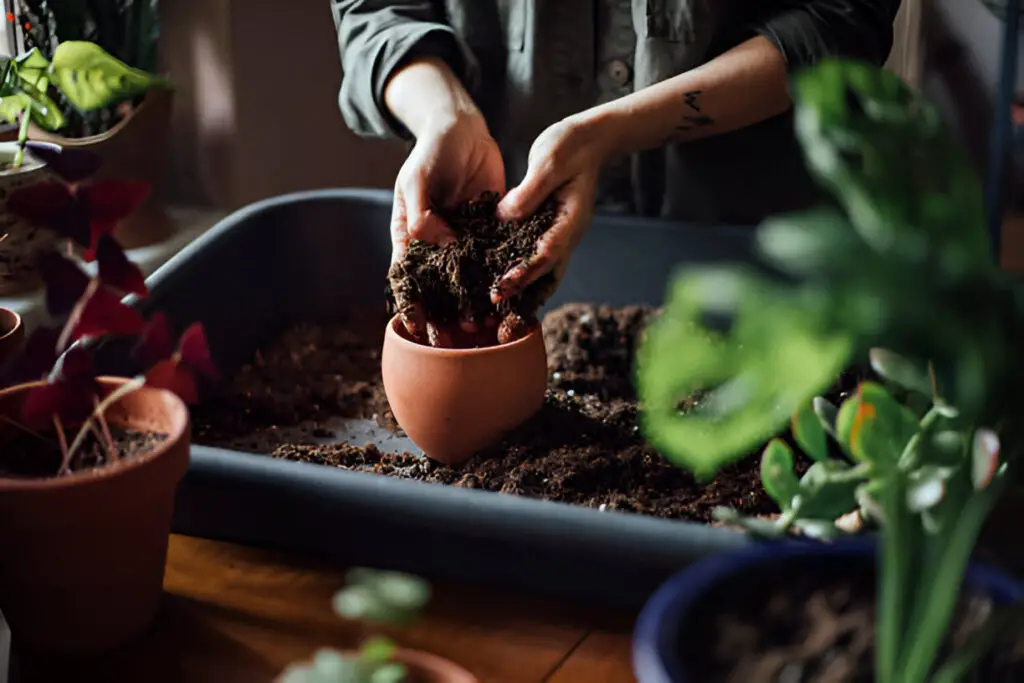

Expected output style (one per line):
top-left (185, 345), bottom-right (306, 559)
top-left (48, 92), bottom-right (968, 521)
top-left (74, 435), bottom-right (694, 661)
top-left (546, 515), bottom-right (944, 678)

top-left (632, 536), bottom-right (1024, 683)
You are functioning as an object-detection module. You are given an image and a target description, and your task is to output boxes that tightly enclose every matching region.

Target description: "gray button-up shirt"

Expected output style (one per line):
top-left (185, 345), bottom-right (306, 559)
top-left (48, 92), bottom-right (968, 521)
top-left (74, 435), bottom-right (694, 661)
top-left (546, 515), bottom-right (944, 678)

top-left (331, 0), bottom-right (900, 224)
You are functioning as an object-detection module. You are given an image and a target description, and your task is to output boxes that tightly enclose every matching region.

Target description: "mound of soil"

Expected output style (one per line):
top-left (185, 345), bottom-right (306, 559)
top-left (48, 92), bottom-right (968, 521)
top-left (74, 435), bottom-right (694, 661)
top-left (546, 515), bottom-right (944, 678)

top-left (387, 192), bottom-right (559, 347)
top-left (0, 426), bottom-right (166, 478)
top-left (192, 303), bottom-right (865, 522)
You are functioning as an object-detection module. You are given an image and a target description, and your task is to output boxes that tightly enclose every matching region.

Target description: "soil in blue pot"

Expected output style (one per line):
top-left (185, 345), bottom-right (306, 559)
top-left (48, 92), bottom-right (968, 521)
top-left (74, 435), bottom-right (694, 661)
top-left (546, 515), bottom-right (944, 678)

top-left (677, 554), bottom-right (1023, 682)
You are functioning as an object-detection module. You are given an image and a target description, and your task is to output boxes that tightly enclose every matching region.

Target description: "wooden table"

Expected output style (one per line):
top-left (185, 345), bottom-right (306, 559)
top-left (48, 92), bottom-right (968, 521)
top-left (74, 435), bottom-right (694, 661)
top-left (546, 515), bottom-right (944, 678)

top-left (10, 536), bottom-right (638, 683)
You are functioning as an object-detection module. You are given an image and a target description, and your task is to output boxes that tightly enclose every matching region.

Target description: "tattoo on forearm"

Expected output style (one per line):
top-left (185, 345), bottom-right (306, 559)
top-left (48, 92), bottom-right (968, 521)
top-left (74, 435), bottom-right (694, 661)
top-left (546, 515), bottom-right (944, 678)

top-left (675, 89), bottom-right (715, 134)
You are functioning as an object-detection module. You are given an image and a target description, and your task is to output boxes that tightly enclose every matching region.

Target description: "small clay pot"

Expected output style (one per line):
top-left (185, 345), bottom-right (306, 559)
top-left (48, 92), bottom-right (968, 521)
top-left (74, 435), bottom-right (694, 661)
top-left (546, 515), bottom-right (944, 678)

top-left (277, 648), bottom-right (478, 683)
top-left (0, 307), bottom-right (24, 368)
top-left (0, 377), bottom-right (190, 655)
top-left (381, 314), bottom-right (547, 465)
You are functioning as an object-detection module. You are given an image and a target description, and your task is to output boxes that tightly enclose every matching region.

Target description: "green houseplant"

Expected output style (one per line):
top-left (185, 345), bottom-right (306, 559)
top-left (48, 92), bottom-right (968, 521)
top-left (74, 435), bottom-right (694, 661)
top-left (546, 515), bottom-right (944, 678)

top-left (11, 0), bottom-right (175, 248)
top-left (277, 569), bottom-right (477, 683)
top-left (633, 59), bottom-right (1024, 682)
top-left (0, 40), bottom-right (167, 293)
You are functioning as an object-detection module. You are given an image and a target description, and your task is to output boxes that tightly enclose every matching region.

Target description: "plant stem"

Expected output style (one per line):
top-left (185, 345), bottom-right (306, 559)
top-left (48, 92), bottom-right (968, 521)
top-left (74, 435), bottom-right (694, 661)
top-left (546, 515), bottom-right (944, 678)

top-left (64, 378), bottom-right (145, 465)
top-left (876, 472), bottom-right (913, 683)
top-left (0, 414), bottom-right (55, 445)
top-left (52, 416), bottom-right (70, 475)
top-left (895, 479), bottom-right (1006, 683)
top-left (12, 110), bottom-right (31, 170)
top-left (93, 396), bottom-right (118, 462)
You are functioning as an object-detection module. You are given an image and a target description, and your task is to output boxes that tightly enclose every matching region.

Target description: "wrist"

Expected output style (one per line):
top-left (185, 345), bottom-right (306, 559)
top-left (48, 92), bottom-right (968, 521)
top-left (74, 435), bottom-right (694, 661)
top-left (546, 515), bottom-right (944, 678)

top-left (563, 106), bottom-right (626, 164)
top-left (385, 56), bottom-right (485, 139)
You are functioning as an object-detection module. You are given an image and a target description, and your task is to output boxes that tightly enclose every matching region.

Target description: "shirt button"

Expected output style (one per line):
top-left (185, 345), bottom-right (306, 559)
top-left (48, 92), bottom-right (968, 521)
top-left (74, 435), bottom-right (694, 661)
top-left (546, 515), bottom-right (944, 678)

top-left (607, 59), bottom-right (631, 87)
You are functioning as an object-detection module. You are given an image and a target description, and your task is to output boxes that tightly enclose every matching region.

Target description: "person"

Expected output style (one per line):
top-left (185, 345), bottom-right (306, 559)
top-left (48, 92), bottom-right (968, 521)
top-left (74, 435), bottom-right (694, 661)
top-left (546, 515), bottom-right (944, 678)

top-left (331, 0), bottom-right (901, 343)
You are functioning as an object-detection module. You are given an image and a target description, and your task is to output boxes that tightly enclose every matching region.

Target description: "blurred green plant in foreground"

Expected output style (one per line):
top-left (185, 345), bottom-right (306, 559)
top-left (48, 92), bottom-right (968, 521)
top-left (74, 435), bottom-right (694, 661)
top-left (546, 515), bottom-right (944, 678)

top-left (637, 59), bottom-right (1024, 683)
top-left (278, 569), bottom-right (432, 683)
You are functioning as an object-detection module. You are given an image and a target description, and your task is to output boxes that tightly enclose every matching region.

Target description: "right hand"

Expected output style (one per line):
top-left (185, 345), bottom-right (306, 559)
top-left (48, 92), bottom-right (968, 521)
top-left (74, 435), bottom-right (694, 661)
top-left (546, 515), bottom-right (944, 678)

top-left (389, 111), bottom-right (506, 346)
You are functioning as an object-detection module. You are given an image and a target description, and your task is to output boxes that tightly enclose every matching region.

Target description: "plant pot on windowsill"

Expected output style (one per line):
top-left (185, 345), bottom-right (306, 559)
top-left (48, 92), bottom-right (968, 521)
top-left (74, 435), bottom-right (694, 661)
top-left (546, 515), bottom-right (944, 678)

top-left (0, 143), bottom-right (60, 296)
top-left (0, 377), bottom-right (190, 655)
top-left (29, 87), bottom-right (176, 250)
top-left (632, 538), bottom-right (1024, 683)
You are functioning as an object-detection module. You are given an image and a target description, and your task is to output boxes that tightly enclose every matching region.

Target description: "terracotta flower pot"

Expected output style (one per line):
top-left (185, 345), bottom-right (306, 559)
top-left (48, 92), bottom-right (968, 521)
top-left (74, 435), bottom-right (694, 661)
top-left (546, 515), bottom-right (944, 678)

top-left (277, 648), bottom-right (478, 683)
top-left (0, 377), bottom-right (190, 655)
top-left (0, 143), bottom-right (60, 295)
top-left (0, 307), bottom-right (24, 368)
top-left (381, 315), bottom-right (547, 465)
top-left (29, 88), bottom-right (176, 250)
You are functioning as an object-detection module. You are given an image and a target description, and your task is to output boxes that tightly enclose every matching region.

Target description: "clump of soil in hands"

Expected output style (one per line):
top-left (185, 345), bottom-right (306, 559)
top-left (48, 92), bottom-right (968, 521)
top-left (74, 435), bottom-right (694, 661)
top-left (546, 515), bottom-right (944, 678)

top-left (0, 426), bottom-right (166, 479)
top-left (192, 303), bottom-right (868, 522)
top-left (680, 557), bottom-right (1024, 683)
top-left (387, 191), bottom-right (560, 349)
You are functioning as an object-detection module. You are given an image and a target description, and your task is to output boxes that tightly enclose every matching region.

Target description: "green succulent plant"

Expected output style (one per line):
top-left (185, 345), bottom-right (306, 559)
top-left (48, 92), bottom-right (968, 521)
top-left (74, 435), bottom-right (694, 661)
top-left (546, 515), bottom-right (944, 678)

top-left (0, 41), bottom-right (168, 168)
top-left (637, 59), bottom-right (1024, 683)
top-left (278, 569), bottom-right (432, 683)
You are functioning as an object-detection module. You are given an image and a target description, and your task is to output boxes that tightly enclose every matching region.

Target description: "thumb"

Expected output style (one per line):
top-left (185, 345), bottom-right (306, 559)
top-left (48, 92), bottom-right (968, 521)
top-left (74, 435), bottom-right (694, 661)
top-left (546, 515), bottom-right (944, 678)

top-left (404, 174), bottom-right (455, 246)
top-left (496, 162), bottom-right (561, 222)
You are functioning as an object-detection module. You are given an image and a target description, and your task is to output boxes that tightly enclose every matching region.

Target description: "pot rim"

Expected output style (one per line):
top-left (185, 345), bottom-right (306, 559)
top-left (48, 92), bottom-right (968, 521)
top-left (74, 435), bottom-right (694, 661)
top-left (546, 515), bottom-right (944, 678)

top-left (631, 536), bottom-right (1024, 683)
top-left (0, 142), bottom-right (47, 175)
top-left (385, 313), bottom-right (542, 358)
top-left (32, 86), bottom-right (173, 147)
top-left (0, 307), bottom-right (22, 341)
top-left (0, 375), bottom-right (189, 492)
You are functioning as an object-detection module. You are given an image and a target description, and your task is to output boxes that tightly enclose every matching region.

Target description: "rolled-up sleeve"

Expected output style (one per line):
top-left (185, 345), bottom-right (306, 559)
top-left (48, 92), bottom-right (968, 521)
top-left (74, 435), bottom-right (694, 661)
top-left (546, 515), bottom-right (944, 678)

top-left (331, 1), bottom-right (479, 139)
top-left (752, 0), bottom-right (902, 69)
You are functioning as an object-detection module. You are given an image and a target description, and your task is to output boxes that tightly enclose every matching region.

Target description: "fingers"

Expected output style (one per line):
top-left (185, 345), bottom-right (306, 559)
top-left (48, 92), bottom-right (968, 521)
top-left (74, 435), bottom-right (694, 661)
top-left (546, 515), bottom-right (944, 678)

top-left (492, 181), bottom-right (589, 302)
top-left (496, 160), bottom-right (561, 222)
top-left (402, 172), bottom-right (456, 247)
top-left (389, 191), bottom-right (410, 266)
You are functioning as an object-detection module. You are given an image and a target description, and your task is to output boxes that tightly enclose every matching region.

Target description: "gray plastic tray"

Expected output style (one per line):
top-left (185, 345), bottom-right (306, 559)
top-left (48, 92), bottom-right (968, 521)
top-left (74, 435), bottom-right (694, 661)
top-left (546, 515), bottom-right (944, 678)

top-left (127, 189), bottom-right (767, 609)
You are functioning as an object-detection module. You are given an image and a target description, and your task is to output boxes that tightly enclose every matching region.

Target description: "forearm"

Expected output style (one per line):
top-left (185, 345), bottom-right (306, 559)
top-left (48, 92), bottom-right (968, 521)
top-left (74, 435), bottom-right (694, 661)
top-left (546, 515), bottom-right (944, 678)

top-left (579, 36), bottom-right (790, 159)
top-left (384, 56), bottom-right (484, 138)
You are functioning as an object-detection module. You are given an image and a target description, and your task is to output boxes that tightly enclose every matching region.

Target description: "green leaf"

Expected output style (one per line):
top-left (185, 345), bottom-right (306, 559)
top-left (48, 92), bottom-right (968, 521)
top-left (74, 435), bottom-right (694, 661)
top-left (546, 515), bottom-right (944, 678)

top-left (370, 663), bottom-right (408, 683)
top-left (637, 267), bottom-right (853, 479)
top-left (760, 439), bottom-right (801, 509)
top-left (795, 460), bottom-right (862, 520)
top-left (792, 400), bottom-right (830, 461)
top-left (846, 382), bottom-right (919, 466)
top-left (711, 507), bottom-right (789, 538)
top-left (906, 466), bottom-right (947, 513)
top-left (834, 392), bottom-right (862, 456)
top-left (756, 207), bottom-right (872, 279)
top-left (812, 396), bottom-right (839, 438)
top-left (791, 59), bottom-right (990, 275)
top-left (793, 519), bottom-right (842, 540)
top-left (868, 348), bottom-right (933, 396)
top-left (920, 430), bottom-right (967, 468)
top-left (49, 41), bottom-right (170, 112)
top-left (360, 637), bottom-right (397, 665)
top-left (971, 428), bottom-right (1001, 490)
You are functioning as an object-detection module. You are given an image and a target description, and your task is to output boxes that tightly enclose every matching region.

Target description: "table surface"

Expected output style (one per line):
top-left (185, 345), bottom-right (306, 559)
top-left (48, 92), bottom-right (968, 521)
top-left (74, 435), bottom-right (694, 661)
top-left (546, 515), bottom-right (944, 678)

top-left (11, 536), bottom-right (639, 683)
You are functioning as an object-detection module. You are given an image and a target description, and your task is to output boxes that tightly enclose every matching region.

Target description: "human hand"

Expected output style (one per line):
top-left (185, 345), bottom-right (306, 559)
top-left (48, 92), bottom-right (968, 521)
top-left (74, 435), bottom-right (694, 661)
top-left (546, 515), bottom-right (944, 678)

top-left (493, 116), bottom-right (611, 303)
top-left (389, 111), bottom-right (506, 346)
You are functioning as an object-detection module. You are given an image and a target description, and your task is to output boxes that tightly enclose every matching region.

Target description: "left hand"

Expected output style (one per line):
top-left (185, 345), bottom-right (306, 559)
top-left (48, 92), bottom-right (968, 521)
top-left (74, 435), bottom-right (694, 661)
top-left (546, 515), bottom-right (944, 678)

top-left (493, 115), bottom-right (612, 303)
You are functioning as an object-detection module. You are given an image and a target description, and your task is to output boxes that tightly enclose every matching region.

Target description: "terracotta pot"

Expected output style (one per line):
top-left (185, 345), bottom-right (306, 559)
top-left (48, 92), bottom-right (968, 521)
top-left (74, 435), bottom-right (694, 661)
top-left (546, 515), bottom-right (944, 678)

top-left (0, 377), bottom-right (190, 655)
top-left (381, 315), bottom-right (547, 465)
top-left (0, 307), bottom-right (24, 368)
top-left (29, 88), bottom-right (176, 250)
top-left (0, 143), bottom-right (60, 295)
top-left (278, 648), bottom-right (478, 683)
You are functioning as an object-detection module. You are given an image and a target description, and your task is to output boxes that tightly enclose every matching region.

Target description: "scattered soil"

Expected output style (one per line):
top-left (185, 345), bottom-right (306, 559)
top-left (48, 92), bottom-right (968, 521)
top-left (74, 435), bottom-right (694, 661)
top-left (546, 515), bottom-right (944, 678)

top-left (0, 424), bottom-right (167, 478)
top-left (193, 303), bottom-right (866, 523)
top-left (387, 192), bottom-right (559, 347)
top-left (679, 555), bottom-right (1024, 682)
